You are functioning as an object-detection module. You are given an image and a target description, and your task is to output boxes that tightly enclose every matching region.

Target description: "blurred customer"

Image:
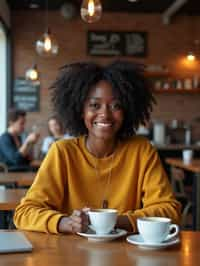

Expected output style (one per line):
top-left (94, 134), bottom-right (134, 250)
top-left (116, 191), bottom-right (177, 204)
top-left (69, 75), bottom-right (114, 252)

top-left (41, 115), bottom-right (73, 157)
top-left (0, 108), bottom-right (40, 171)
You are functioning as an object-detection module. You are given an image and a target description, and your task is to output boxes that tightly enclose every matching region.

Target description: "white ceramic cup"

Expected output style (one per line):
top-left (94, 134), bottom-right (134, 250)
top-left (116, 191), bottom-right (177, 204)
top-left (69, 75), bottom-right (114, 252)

top-left (88, 209), bottom-right (118, 235)
top-left (182, 149), bottom-right (193, 164)
top-left (137, 217), bottom-right (179, 244)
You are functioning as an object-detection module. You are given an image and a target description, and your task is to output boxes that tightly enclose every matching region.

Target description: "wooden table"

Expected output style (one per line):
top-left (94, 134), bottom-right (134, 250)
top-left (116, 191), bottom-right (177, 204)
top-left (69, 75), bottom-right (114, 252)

top-left (0, 230), bottom-right (199, 266)
top-left (0, 189), bottom-right (27, 229)
top-left (166, 158), bottom-right (200, 230)
top-left (0, 172), bottom-right (35, 187)
top-left (0, 189), bottom-right (27, 211)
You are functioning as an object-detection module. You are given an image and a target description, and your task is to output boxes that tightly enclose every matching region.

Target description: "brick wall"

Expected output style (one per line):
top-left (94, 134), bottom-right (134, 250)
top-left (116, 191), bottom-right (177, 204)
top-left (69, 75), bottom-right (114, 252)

top-left (11, 11), bottom-right (200, 141)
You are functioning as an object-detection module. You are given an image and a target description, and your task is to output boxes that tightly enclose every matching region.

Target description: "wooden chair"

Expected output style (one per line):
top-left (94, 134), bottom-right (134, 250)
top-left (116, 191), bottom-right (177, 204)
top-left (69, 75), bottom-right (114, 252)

top-left (0, 163), bottom-right (8, 190)
top-left (0, 162), bottom-right (8, 173)
top-left (170, 166), bottom-right (193, 228)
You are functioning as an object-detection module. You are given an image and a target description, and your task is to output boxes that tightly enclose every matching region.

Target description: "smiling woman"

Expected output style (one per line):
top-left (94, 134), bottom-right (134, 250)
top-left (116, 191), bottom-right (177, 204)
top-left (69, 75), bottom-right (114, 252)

top-left (14, 61), bottom-right (181, 235)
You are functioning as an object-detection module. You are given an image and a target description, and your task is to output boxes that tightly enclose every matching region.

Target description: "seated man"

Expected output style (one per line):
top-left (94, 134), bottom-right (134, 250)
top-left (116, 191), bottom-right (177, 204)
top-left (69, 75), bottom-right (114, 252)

top-left (0, 108), bottom-right (40, 171)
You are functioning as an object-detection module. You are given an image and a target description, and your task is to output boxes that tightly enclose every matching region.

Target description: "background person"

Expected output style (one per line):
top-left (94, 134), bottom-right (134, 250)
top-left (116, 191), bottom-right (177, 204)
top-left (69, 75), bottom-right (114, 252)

top-left (0, 108), bottom-right (40, 171)
top-left (41, 115), bottom-right (72, 157)
top-left (14, 61), bottom-right (181, 234)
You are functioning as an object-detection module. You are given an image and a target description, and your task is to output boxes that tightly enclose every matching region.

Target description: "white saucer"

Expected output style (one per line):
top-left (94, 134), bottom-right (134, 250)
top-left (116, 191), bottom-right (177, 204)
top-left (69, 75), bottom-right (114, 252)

top-left (126, 234), bottom-right (180, 250)
top-left (77, 228), bottom-right (127, 242)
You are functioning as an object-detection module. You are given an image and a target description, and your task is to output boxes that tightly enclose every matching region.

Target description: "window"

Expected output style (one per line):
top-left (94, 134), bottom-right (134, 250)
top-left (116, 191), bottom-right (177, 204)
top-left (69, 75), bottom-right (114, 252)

top-left (0, 20), bottom-right (10, 134)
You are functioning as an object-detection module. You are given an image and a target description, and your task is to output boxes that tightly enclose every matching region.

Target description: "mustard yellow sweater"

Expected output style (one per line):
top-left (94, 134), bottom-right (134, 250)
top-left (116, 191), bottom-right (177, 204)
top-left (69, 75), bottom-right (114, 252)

top-left (14, 136), bottom-right (181, 234)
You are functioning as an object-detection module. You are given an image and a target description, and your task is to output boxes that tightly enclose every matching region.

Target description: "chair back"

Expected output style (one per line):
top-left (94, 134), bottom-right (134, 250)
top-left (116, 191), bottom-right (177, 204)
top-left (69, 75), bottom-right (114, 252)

top-left (0, 162), bottom-right (8, 173)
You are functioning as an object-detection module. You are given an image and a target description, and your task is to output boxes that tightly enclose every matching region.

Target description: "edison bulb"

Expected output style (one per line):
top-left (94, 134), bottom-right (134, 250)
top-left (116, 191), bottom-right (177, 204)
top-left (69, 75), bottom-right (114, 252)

top-left (187, 52), bottom-right (195, 61)
top-left (81, 0), bottom-right (102, 23)
top-left (44, 35), bottom-right (52, 51)
top-left (36, 29), bottom-right (59, 56)
top-left (25, 66), bottom-right (39, 81)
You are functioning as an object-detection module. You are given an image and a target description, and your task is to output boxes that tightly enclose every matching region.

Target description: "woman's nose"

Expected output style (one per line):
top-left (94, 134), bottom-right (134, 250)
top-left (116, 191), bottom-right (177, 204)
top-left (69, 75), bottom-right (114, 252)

top-left (98, 105), bottom-right (111, 117)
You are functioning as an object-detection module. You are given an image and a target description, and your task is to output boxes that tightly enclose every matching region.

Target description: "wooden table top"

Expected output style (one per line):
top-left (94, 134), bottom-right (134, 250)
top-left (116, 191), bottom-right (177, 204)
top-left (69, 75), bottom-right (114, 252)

top-left (0, 189), bottom-right (27, 210)
top-left (0, 230), bottom-right (199, 266)
top-left (165, 158), bottom-right (200, 173)
top-left (0, 172), bottom-right (35, 186)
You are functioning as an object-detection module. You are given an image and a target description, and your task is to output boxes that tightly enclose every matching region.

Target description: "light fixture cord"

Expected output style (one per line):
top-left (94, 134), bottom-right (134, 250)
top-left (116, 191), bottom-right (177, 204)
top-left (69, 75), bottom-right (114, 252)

top-left (45, 0), bottom-right (49, 32)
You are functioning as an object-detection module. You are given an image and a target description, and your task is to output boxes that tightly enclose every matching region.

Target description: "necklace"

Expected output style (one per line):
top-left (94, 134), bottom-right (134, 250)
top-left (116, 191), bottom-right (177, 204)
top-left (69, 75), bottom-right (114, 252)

top-left (93, 153), bottom-right (115, 209)
top-left (86, 137), bottom-right (116, 208)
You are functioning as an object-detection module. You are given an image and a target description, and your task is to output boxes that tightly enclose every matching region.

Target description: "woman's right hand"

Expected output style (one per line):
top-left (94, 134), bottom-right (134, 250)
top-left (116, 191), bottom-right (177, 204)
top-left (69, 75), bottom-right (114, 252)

top-left (58, 208), bottom-right (90, 234)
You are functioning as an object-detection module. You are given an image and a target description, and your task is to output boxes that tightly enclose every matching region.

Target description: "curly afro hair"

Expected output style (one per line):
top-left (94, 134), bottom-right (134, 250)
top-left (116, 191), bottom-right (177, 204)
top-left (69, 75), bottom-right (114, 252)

top-left (50, 61), bottom-right (156, 138)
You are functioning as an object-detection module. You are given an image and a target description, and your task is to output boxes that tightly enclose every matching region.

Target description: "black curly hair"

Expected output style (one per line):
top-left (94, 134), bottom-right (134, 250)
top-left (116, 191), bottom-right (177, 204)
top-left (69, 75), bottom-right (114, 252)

top-left (50, 61), bottom-right (156, 138)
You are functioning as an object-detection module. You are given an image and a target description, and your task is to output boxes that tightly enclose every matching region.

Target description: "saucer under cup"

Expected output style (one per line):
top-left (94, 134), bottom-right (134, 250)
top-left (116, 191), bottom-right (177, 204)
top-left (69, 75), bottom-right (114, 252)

top-left (137, 217), bottom-right (179, 244)
top-left (88, 209), bottom-right (117, 235)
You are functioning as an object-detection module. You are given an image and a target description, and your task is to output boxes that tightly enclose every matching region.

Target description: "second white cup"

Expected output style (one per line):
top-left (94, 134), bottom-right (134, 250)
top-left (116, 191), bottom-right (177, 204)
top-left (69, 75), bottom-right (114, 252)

top-left (137, 217), bottom-right (179, 244)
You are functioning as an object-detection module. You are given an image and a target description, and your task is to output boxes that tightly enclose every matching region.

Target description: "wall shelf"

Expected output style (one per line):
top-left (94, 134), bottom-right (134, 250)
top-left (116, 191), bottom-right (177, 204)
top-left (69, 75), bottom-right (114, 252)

top-left (153, 88), bottom-right (200, 94)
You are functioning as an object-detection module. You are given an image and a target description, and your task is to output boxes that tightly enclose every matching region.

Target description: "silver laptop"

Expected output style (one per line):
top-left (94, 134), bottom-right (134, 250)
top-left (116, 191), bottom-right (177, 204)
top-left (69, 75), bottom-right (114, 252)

top-left (0, 231), bottom-right (33, 253)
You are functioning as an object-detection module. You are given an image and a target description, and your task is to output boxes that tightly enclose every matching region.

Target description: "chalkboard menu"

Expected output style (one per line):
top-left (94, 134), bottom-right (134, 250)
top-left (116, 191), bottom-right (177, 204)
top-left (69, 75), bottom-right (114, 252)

top-left (12, 78), bottom-right (40, 112)
top-left (87, 31), bottom-right (147, 57)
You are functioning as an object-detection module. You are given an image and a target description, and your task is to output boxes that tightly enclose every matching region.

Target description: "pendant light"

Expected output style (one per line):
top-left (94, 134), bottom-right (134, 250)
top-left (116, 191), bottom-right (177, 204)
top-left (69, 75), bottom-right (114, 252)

top-left (186, 40), bottom-right (200, 62)
top-left (186, 51), bottom-right (195, 62)
top-left (81, 0), bottom-right (102, 23)
top-left (25, 64), bottom-right (39, 81)
top-left (36, 0), bottom-right (59, 56)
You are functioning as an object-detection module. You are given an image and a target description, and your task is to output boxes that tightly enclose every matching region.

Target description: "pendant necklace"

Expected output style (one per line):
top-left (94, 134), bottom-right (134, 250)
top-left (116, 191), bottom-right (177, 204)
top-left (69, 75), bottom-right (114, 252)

top-left (86, 137), bottom-right (115, 209)
top-left (93, 151), bottom-right (115, 209)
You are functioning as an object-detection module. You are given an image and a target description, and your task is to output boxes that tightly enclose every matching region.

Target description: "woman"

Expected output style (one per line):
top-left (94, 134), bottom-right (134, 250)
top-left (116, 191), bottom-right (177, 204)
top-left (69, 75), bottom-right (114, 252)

top-left (14, 61), bottom-right (181, 234)
top-left (0, 109), bottom-right (40, 171)
top-left (41, 115), bottom-right (72, 157)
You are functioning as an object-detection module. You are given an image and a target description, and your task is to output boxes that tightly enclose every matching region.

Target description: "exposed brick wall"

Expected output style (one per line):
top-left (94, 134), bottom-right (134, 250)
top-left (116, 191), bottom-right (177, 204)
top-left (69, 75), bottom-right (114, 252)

top-left (11, 11), bottom-right (200, 141)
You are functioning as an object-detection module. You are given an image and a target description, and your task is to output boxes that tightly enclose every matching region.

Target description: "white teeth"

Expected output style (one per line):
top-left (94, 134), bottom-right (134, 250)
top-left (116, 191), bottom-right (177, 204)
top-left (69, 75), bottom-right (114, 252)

top-left (94, 122), bottom-right (112, 127)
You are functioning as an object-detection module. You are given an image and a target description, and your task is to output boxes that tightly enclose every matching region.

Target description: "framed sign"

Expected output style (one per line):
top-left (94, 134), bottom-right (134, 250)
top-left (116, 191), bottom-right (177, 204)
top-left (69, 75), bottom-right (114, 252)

top-left (12, 78), bottom-right (40, 112)
top-left (87, 31), bottom-right (147, 57)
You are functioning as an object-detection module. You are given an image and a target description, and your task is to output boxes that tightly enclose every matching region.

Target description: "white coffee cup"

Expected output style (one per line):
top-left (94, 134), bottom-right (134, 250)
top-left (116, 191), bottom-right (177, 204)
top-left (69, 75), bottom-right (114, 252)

top-left (88, 209), bottom-right (118, 235)
top-left (182, 149), bottom-right (193, 164)
top-left (137, 217), bottom-right (179, 244)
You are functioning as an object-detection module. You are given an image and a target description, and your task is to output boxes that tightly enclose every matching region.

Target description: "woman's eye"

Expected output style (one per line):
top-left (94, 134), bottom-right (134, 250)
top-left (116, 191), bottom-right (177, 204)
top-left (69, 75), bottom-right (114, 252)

top-left (89, 103), bottom-right (100, 109)
top-left (110, 103), bottom-right (122, 110)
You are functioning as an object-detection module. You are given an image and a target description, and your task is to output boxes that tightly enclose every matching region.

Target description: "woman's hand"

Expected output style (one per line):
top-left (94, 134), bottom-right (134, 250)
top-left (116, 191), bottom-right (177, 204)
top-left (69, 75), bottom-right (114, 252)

top-left (58, 208), bottom-right (90, 234)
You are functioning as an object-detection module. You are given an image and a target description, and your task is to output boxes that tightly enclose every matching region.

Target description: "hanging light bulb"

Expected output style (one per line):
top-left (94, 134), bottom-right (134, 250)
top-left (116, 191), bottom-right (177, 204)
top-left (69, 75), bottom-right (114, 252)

top-left (25, 64), bottom-right (39, 81)
top-left (81, 0), bottom-right (102, 23)
top-left (187, 51), bottom-right (196, 61)
top-left (36, 28), bottom-right (59, 56)
top-left (35, 0), bottom-right (59, 56)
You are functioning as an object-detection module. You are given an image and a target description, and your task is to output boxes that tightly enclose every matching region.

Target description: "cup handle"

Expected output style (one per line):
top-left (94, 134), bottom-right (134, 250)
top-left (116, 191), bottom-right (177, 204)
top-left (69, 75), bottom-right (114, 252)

top-left (165, 224), bottom-right (179, 241)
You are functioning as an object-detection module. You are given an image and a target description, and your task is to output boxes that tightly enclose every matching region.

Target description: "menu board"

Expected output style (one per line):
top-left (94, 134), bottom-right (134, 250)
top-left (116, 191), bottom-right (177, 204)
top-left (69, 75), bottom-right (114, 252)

top-left (87, 31), bottom-right (147, 57)
top-left (12, 78), bottom-right (40, 112)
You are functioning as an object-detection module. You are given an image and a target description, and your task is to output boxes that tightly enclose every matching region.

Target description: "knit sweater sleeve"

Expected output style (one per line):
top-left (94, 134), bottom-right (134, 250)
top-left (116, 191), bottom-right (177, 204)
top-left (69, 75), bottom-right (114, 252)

top-left (126, 142), bottom-right (181, 232)
top-left (14, 142), bottom-right (68, 234)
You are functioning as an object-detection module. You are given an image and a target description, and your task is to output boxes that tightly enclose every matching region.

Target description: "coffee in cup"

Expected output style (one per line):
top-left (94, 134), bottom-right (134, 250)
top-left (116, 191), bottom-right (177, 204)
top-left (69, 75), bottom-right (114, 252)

top-left (88, 209), bottom-right (118, 235)
top-left (137, 217), bottom-right (179, 244)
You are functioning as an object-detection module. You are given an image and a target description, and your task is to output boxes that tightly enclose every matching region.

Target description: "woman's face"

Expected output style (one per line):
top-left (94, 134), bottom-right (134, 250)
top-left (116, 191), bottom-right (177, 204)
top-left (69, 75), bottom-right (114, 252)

top-left (83, 80), bottom-right (124, 141)
top-left (48, 119), bottom-right (62, 136)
